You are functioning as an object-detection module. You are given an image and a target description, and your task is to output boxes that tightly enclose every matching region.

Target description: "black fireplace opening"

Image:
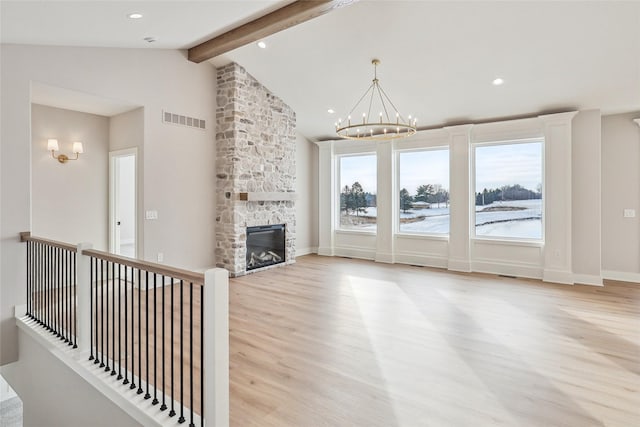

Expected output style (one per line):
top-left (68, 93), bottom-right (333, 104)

top-left (246, 224), bottom-right (285, 271)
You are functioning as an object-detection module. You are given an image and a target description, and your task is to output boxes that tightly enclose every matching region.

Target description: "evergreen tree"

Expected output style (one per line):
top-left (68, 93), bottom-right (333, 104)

top-left (351, 182), bottom-right (367, 216)
top-left (399, 188), bottom-right (413, 213)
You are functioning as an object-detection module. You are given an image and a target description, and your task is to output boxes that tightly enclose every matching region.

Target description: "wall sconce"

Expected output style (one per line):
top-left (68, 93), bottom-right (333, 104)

top-left (47, 139), bottom-right (83, 164)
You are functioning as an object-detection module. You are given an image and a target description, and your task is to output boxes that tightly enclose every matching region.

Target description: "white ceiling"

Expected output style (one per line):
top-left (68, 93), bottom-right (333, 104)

top-left (3, 1), bottom-right (639, 141)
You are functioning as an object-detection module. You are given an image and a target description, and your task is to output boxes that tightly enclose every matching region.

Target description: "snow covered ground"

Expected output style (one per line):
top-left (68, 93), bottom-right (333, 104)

top-left (342, 199), bottom-right (542, 239)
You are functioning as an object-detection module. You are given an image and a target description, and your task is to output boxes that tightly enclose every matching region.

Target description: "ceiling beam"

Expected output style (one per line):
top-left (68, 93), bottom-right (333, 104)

top-left (188, 0), bottom-right (357, 63)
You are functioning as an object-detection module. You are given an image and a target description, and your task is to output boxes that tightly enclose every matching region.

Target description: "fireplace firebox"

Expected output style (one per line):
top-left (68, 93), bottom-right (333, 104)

top-left (246, 224), bottom-right (285, 271)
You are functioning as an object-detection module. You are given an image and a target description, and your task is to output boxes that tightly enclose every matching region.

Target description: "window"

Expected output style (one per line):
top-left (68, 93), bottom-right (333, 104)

top-left (339, 154), bottom-right (377, 231)
top-left (398, 149), bottom-right (450, 234)
top-left (474, 140), bottom-right (543, 240)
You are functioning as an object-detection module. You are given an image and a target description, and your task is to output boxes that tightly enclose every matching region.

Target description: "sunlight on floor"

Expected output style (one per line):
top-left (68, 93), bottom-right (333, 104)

top-left (347, 274), bottom-right (515, 426)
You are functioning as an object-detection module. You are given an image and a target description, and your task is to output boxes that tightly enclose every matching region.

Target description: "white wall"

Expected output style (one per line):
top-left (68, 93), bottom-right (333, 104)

top-left (601, 112), bottom-right (640, 281)
top-left (1, 44), bottom-right (216, 364)
top-left (295, 133), bottom-right (319, 255)
top-left (31, 104), bottom-right (110, 250)
top-left (1, 331), bottom-right (141, 427)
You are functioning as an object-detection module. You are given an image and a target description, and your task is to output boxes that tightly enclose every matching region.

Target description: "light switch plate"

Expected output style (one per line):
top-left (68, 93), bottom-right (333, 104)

top-left (145, 210), bottom-right (158, 220)
top-left (623, 209), bottom-right (636, 218)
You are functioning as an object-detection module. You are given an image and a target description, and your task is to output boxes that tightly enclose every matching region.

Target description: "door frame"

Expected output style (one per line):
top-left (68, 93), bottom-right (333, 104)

top-left (109, 147), bottom-right (138, 257)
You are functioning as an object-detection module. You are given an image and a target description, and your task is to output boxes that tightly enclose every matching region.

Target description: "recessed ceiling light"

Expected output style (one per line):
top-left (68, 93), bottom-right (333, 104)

top-left (257, 41), bottom-right (267, 49)
top-left (128, 13), bottom-right (143, 19)
top-left (327, 109), bottom-right (335, 114)
top-left (492, 77), bottom-right (504, 86)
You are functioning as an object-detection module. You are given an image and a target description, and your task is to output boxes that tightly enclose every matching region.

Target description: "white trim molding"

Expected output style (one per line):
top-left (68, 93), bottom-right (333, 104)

top-left (572, 274), bottom-right (603, 286)
top-left (602, 270), bottom-right (640, 284)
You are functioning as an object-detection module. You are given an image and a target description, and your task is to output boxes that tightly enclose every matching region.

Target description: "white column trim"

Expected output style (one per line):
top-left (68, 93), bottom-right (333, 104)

top-left (315, 141), bottom-right (335, 256)
top-left (539, 111), bottom-right (578, 284)
top-left (445, 124), bottom-right (473, 272)
top-left (375, 140), bottom-right (394, 263)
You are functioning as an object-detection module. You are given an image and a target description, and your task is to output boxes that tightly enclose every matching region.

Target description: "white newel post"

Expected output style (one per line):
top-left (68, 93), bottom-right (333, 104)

top-left (76, 242), bottom-right (93, 356)
top-left (203, 268), bottom-right (230, 427)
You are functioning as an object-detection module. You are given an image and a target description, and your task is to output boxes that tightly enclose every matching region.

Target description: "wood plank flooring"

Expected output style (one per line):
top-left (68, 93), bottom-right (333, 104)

top-left (228, 255), bottom-right (640, 427)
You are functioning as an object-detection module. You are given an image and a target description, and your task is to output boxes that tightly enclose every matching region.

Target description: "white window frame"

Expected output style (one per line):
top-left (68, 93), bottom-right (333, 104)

top-left (395, 146), bottom-right (451, 237)
top-left (471, 137), bottom-right (545, 243)
top-left (335, 152), bottom-right (378, 234)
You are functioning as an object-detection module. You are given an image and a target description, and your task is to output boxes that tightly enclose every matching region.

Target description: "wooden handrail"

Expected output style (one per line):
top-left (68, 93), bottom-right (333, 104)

top-left (82, 248), bottom-right (205, 286)
top-left (20, 231), bottom-right (78, 253)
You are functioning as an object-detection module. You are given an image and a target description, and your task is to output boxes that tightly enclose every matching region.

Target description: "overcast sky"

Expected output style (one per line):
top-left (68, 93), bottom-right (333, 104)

top-left (475, 141), bottom-right (542, 192)
top-left (339, 141), bottom-right (542, 195)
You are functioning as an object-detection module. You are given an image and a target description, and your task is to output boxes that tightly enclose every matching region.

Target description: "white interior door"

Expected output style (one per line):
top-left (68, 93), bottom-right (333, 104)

top-left (110, 149), bottom-right (137, 257)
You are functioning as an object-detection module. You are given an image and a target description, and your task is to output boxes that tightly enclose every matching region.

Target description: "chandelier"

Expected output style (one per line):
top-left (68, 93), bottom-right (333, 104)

top-left (336, 59), bottom-right (417, 140)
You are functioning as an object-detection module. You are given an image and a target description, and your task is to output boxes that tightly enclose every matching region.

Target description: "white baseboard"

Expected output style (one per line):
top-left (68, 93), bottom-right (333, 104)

top-left (334, 246), bottom-right (376, 261)
top-left (542, 268), bottom-right (574, 285)
top-left (472, 260), bottom-right (542, 280)
top-left (296, 247), bottom-right (318, 256)
top-left (601, 270), bottom-right (640, 284)
top-left (395, 252), bottom-right (448, 269)
top-left (572, 274), bottom-right (603, 286)
top-left (448, 258), bottom-right (471, 273)
top-left (375, 252), bottom-right (394, 264)
top-left (317, 247), bottom-right (334, 257)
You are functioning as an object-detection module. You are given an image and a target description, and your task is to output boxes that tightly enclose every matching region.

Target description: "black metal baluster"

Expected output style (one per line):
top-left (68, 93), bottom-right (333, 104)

top-left (200, 284), bottom-right (204, 427)
top-left (106, 260), bottom-right (111, 372)
top-left (64, 250), bottom-right (68, 343)
top-left (26, 240), bottom-right (31, 317)
top-left (145, 270), bottom-right (150, 400)
top-left (56, 247), bottom-right (61, 337)
top-left (130, 266), bottom-right (136, 390)
top-left (101, 259), bottom-right (105, 368)
top-left (94, 258), bottom-right (100, 364)
top-left (111, 261), bottom-right (116, 376)
top-left (189, 282), bottom-right (194, 427)
top-left (123, 264), bottom-right (128, 384)
top-left (179, 279), bottom-right (185, 424)
top-left (137, 268), bottom-right (143, 395)
top-left (62, 249), bottom-right (67, 342)
top-left (73, 251), bottom-right (77, 348)
top-left (118, 263), bottom-right (123, 380)
top-left (169, 277), bottom-right (176, 418)
top-left (46, 245), bottom-right (50, 330)
top-left (90, 257), bottom-right (94, 361)
top-left (161, 275), bottom-right (167, 411)
top-left (39, 243), bottom-right (43, 324)
top-left (51, 246), bottom-right (55, 332)
top-left (152, 273), bottom-right (158, 405)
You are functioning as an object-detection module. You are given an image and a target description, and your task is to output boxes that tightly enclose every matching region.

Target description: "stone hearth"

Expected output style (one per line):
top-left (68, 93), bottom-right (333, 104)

top-left (215, 63), bottom-right (296, 276)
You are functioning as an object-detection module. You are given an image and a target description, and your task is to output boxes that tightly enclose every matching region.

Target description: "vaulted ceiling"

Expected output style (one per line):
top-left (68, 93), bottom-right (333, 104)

top-left (3, 1), bottom-right (639, 141)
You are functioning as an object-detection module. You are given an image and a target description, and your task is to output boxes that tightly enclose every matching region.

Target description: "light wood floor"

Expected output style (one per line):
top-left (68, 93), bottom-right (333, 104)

top-left (228, 255), bottom-right (640, 427)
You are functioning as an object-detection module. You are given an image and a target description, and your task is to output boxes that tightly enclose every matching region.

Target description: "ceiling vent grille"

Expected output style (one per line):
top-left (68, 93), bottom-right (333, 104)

top-left (162, 110), bottom-right (206, 130)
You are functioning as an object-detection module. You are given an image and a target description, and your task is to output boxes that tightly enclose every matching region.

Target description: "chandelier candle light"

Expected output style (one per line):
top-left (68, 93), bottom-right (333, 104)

top-left (336, 59), bottom-right (417, 140)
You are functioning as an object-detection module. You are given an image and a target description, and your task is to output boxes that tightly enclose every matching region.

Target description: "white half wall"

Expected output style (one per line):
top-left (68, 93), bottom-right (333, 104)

top-left (1, 330), bottom-right (140, 427)
top-left (31, 104), bottom-right (110, 250)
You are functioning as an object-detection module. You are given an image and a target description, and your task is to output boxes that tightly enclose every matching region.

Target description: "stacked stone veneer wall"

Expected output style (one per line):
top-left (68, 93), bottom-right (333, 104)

top-left (215, 62), bottom-right (296, 276)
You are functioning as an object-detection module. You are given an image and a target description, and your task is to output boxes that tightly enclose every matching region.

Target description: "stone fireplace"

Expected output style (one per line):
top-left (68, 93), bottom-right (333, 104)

top-left (215, 63), bottom-right (296, 276)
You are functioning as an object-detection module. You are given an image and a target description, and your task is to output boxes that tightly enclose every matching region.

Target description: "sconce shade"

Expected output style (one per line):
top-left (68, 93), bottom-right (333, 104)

top-left (72, 142), bottom-right (84, 154)
top-left (47, 139), bottom-right (59, 151)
